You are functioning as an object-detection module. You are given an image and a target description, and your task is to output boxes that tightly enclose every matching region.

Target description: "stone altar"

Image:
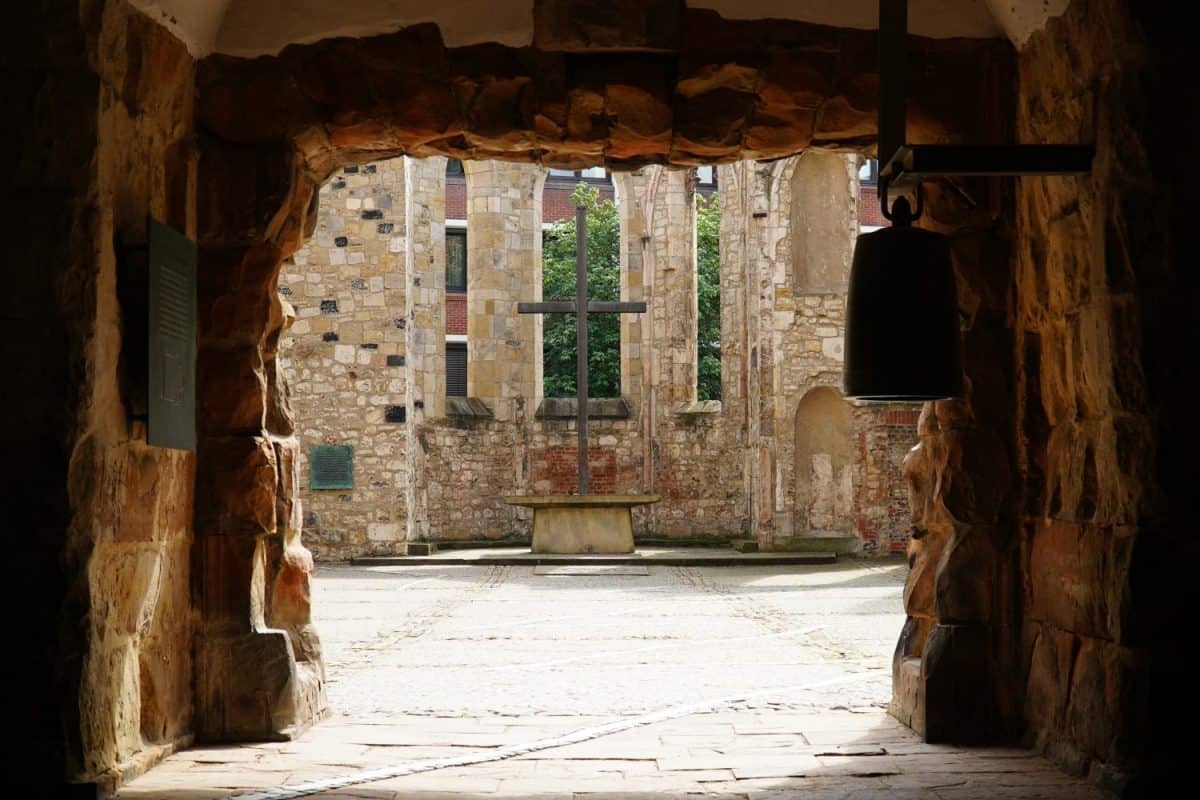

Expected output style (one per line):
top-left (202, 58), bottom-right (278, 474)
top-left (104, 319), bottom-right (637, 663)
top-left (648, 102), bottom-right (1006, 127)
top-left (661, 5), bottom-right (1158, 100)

top-left (503, 494), bottom-right (661, 554)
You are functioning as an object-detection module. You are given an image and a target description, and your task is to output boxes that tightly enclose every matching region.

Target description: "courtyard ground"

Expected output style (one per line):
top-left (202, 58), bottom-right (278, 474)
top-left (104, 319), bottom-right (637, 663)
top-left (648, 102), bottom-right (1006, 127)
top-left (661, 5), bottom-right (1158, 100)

top-left (117, 559), bottom-right (1105, 799)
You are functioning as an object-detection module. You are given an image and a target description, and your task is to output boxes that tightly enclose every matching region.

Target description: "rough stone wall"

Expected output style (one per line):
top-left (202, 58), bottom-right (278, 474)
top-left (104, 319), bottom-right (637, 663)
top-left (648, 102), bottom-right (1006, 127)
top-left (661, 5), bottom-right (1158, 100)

top-left (84, 6), bottom-right (198, 781)
top-left (6, 0), bottom-right (200, 786)
top-left (196, 9), bottom-right (1009, 173)
top-left (280, 158), bottom-right (408, 560)
top-left (854, 407), bottom-right (922, 555)
top-left (1013, 0), bottom-right (1187, 789)
top-left (893, 1), bottom-right (1192, 792)
top-left (715, 156), bottom-right (918, 550)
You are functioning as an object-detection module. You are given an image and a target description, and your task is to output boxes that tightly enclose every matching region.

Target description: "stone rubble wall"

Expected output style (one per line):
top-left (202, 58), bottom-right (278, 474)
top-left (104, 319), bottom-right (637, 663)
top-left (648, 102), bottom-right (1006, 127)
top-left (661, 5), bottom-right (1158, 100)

top-left (41, 2), bottom-right (201, 785)
top-left (1011, 0), bottom-right (1184, 787)
top-left (285, 153), bottom-right (917, 558)
top-left (280, 158), bottom-right (409, 559)
top-left (893, 1), bottom-right (1191, 791)
top-left (196, 7), bottom-right (1009, 173)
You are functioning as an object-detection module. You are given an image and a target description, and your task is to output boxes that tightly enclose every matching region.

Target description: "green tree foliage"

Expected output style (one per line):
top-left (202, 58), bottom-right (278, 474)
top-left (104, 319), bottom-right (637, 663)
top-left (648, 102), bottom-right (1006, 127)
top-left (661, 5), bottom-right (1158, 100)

top-left (541, 183), bottom-right (722, 401)
top-left (542, 184), bottom-right (621, 397)
top-left (696, 193), bottom-right (722, 401)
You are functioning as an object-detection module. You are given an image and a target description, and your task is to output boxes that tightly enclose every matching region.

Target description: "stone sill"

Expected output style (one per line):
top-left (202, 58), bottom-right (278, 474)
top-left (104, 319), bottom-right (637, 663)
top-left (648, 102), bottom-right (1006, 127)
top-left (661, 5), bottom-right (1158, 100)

top-left (674, 400), bottom-right (722, 415)
top-left (446, 397), bottom-right (494, 418)
top-left (536, 396), bottom-right (631, 419)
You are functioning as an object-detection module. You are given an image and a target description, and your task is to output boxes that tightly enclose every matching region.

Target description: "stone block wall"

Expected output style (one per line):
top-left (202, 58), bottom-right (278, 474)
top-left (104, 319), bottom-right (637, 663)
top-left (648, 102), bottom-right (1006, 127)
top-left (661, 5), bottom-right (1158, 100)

top-left (285, 152), bottom-right (917, 558)
top-left (1012, 0), bottom-right (1184, 787)
top-left (21, 2), bottom-right (204, 786)
top-left (280, 159), bottom-right (408, 559)
top-left (892, 1), bottom-right (1192, 792)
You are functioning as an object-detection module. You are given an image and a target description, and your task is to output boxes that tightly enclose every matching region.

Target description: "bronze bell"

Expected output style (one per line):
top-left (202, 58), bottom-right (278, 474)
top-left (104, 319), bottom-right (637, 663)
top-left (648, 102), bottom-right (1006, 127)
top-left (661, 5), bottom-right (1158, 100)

top-left (843, 197), bottom-right (963, 401)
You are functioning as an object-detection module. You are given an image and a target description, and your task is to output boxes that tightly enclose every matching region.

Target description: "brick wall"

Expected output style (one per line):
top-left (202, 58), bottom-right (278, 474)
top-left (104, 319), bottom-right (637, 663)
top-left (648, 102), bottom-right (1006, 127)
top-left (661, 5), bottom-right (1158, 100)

top-left (446, 175), bottom-right (467, 219)
top-left (532, 445), bottom-right (619, 494)
top-left (859, 183), bottom-right (887, 228)
top-left (854, 406), bottom-right (921, 555)
top-left (446, 292), bottom-right (467, 335)
top-left (543, 179), bottom-right (615, 221)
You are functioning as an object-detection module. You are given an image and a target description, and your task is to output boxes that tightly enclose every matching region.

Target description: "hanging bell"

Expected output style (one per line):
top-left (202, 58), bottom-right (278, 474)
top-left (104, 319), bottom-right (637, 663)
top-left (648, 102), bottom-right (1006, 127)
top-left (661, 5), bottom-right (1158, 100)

top-left (843, 196), bottom-right (963, 401)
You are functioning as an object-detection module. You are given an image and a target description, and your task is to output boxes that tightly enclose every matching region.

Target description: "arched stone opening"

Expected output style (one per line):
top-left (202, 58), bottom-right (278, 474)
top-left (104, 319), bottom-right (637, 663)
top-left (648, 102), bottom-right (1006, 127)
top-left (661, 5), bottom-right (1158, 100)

top-left (23, 2), bottom-right (1193, 794)
top-left (188, 15), bottom-right (1001, 739)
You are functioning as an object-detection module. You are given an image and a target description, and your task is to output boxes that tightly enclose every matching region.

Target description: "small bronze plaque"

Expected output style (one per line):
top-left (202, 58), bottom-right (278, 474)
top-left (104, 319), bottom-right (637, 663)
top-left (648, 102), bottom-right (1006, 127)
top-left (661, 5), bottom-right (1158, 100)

top-left (310, 445), bottom-right (353, 490)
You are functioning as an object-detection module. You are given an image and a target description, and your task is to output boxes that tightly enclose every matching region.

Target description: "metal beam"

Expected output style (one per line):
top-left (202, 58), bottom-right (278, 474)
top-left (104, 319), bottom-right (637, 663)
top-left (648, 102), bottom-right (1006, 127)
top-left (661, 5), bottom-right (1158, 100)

top-left (878, 0), bottom-right (908, 171)
top-left (880, 144), bottom-right (1096, 194)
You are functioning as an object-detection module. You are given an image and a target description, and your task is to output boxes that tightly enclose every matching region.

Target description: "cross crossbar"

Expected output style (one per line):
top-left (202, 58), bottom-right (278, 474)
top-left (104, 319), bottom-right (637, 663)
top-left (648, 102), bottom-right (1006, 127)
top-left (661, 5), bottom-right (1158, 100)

top-left (518, 301), bottom-right (647, 315)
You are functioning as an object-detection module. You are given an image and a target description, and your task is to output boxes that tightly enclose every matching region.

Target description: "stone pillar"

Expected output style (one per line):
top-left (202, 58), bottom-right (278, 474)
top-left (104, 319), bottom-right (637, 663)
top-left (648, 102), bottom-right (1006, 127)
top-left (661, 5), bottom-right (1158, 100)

top-left (651, 169), bottom-right (698, 408)
top-left (615, 167), bottom-right (694, 496)
top-left (614, 171), bottom-right (648, 418)
top-left (719, 161), bottom-right (774, 546)
top-left (403, 156), bottom-right (446, 541)
top-left (463, 161), bottom-right (546, 421)
top-left (194, 140), bottom-right (326, 743)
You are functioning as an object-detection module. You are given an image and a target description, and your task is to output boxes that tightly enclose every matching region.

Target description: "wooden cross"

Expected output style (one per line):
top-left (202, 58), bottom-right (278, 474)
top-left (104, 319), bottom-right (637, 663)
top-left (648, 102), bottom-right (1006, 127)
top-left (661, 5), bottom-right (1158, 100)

top-left (518, 205), bottom-right (646, 494)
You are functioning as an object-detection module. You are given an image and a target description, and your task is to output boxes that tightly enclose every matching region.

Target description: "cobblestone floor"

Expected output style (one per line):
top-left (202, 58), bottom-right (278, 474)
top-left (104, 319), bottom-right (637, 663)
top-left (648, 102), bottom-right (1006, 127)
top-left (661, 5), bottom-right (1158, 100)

top-left (118, 559), bottom-right (1105, 799)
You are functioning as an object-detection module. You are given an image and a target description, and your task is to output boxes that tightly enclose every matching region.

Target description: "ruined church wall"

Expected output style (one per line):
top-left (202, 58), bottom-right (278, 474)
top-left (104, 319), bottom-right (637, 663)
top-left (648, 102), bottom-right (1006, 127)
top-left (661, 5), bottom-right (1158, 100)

top-left (286, 155), bottom-right (916, 557)
top-left (280, 158), bottom-right (408, 560)
top-left (619, 167), bottom-right (750, 539)
top-left (715, 157), bottom-right (918, 553)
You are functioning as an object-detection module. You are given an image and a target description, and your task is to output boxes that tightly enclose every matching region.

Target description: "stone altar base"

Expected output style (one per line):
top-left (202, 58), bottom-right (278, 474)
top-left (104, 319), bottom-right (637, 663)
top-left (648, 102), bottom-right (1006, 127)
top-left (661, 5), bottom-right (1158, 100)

top-left (502, 494), bottom-right (661, 554)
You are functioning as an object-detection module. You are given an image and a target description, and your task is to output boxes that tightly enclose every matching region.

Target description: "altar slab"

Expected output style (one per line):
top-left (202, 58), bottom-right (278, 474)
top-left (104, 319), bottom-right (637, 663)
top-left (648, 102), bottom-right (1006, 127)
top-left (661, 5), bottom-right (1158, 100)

top-left (352, 547), bottom-right (839, 566)
top-left (502, 494), bottom-right (660, 554)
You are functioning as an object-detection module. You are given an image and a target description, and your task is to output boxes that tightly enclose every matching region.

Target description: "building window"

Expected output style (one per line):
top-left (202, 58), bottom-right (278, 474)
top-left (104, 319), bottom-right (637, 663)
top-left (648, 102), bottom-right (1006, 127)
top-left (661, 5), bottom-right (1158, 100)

top-left (858, 158), bottom-right (878, 185)
top-left (446, 229), bottom-right (467, 292)
top-left (547, 167), bottom-right (611, 184)
top-left (697, 165), bottom-right (716, 186)
top-left (445, 342), bottom-right (467, 397)
top-left (446, 158), bottom-right (465, 177)
top-left (696, 192), bottom-right (721, 401)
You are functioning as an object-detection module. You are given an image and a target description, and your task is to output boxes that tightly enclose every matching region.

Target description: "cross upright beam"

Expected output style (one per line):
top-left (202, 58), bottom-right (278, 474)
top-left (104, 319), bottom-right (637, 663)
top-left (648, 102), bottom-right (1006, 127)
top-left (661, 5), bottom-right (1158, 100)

top-left (519, 204), bottom-right (647, 495)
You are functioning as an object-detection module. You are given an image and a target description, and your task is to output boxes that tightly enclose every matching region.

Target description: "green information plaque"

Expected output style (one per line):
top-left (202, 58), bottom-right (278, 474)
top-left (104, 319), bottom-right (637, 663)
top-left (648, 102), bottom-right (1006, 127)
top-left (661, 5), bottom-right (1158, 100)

top-left (310, 444), bottom-right (354, 490)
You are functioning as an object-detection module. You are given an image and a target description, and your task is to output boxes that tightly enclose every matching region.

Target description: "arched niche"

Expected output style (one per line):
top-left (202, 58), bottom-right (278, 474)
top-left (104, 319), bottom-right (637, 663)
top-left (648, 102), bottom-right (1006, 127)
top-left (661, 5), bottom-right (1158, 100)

top-left (794, 386), bottom-right (855, 533)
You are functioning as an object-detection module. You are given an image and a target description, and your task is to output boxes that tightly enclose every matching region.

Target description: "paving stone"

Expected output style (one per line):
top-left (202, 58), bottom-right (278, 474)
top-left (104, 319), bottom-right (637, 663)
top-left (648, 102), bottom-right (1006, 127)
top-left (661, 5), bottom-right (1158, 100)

top-left (115, 564), bottom-right (1106, 799)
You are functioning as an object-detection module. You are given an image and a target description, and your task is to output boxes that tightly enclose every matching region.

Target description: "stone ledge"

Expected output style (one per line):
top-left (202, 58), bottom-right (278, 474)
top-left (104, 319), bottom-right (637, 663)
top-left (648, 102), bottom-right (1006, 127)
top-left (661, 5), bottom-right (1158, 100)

top-left (446, 397), bottom-right (494, 418)
top-left (503, 493), bottom-right (661, 508)
top-left (536, 396), bottom-right (631, 419)
top-left (675, 400), bottom-right (722, 415)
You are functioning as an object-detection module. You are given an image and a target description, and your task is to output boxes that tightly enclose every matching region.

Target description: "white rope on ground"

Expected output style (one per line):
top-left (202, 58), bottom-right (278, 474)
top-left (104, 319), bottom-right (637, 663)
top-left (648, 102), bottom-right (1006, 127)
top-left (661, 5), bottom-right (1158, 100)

top-left (484, 624), bottom-right (826, 672)
top-left (228, 668), bottom-right (885, 800)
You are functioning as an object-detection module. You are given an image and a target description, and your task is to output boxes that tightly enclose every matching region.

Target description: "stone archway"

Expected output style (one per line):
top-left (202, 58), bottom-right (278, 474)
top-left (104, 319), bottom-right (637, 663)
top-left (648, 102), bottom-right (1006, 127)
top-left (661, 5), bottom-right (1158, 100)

top-left (11, 1), bottom-right (1191, 793)
top-left (189, 15), bottom-right (1005, 744)
top-left (793, 386), bottom-right (854, 534)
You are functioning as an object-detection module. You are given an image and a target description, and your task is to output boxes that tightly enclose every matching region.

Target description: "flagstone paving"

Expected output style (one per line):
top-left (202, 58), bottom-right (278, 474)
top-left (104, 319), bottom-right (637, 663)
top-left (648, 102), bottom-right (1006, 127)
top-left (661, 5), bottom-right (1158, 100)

top-left (117, 559), bottom-right (1105, 799)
